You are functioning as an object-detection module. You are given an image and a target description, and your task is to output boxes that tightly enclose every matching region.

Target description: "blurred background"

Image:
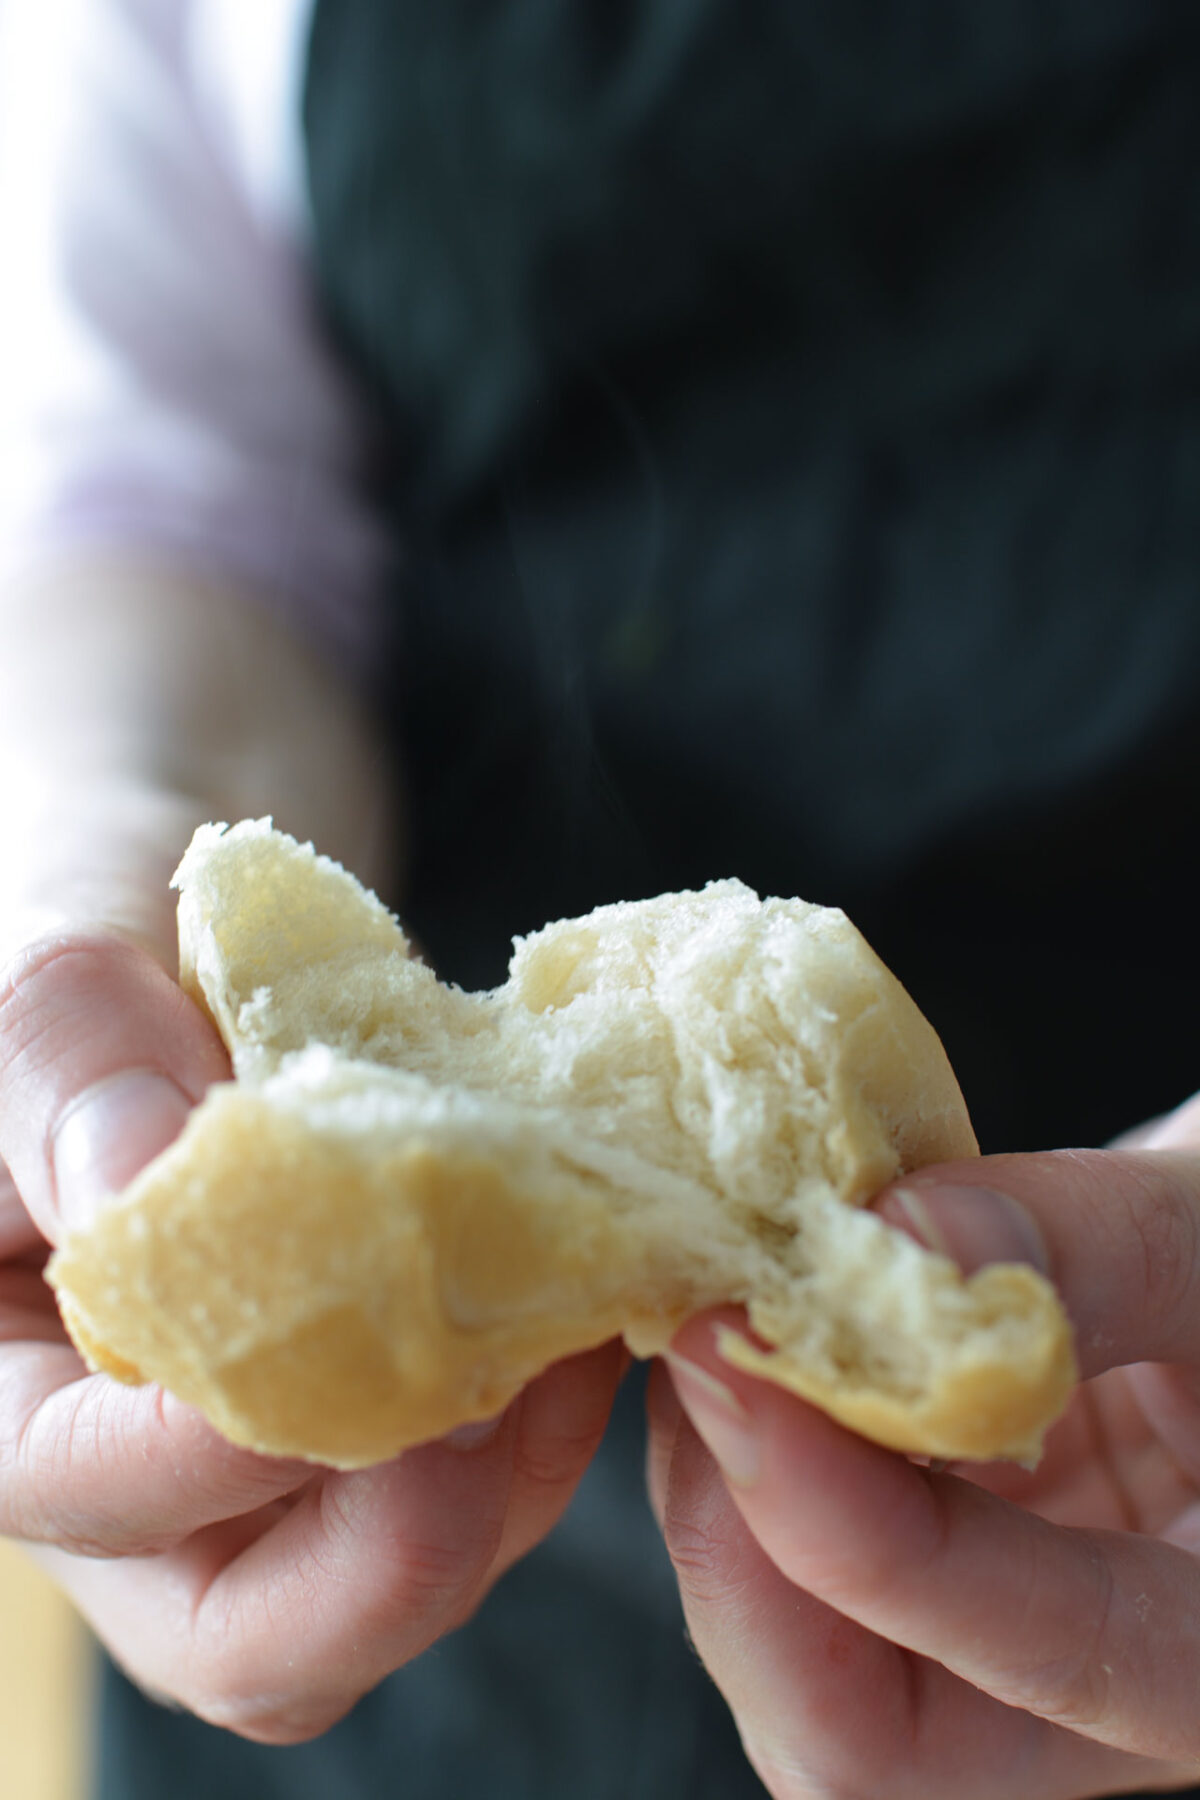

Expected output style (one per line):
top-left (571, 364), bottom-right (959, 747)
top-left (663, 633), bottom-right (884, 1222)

top-left (0, 1537), bottom-right (94, 1799)
top-left (0, 10), bottom-right (95, 1799)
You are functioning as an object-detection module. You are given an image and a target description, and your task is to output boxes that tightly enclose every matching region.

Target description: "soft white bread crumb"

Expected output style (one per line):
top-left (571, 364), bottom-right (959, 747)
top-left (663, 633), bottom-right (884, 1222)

top-left (47, 821), bottom-right (1076, 1467)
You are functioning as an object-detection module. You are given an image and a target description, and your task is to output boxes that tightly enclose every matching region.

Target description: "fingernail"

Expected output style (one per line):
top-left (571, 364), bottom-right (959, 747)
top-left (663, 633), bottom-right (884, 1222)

top-left (664, 1351), bottom-right (760, 1487)
top-left (878, 1184), bottom-right (1049, 1277)
top-left (53, 1070), bottom-right (192, 1231)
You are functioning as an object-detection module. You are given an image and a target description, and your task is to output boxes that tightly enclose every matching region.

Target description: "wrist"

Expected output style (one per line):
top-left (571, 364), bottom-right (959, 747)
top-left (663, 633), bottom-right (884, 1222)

top-left (0, 550), bottom-right (400, 909)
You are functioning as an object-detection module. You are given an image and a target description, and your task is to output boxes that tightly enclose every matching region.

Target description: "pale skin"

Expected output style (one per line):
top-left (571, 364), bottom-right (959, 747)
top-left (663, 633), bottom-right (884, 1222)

top-left (0, 556), bottom-right (624, 1740)
top-left (652, 1141), bottom-right (1200, 1798)
top-left (5, 560), bottom-right (1200, 1792)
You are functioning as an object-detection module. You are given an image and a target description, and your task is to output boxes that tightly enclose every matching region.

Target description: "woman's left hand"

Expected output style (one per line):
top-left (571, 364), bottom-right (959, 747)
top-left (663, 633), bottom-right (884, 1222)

top-left (648, 1116), bottom-right (1200, 1799)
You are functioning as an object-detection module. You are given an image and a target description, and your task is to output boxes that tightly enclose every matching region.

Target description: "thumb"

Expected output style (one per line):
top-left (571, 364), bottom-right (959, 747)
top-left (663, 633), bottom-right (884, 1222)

top-left (0, 931), bottom-right (229, 1246)
top-left (876, 1146), bottom-right (1200, 1380)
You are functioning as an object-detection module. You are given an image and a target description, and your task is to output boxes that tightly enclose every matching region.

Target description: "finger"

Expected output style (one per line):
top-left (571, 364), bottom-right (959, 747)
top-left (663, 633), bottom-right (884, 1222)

top-left (1138, 1091), bottom-right (1200, 1152)
top-left (645, 1356), bottom-right (682, 1527)
top-left (668, 1313), bottom-right (1200, 1768)
top-left (186, 1341), bottom-right (625, 1737)
top-left (43, 1423), bottom-right (523, 1742)
top-left (0, 1156), bottom-right (39, 1259)
top-left (656, 1394), bottom-right (1188, 1800)
top-left (1, 768), bottom-right (216, 967)
top-left (0, 1264), bottom-right (74, 1344)
top-left (0, 1342), bottom-right (312, 1554)
top-left (492, 1337), bottom-right (626, 1575)
top-left (876, 1151), bottom-right (1200, 1515)
top-left (0, 933), bottom-right (273, 1553)
top-left (44, 1347), bottom-right (624, 1741)
top-left (0, 930), bottom-right (229, 1244)
top-left (876, 1147), bottom-right (1200, 1380)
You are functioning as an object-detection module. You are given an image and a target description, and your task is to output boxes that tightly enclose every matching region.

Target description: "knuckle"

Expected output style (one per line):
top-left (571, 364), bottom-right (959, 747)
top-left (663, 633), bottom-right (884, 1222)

top-left (1015, 1650), bottom-right (1111, 1736)
top-left (998, 1539), bottom-right (1116, 1732)
top-left (0, 933), bottom-right (133, 1149)
top-left (510, 1415), bottom-right (607, 1496)
top-left (3, 1378), bottom-right (182, 1558)
top-left (658, 1416), bottom-right (768, 1610)
top-left (37, 1521), bottom-right (141, 1559)
top-left (1124, 1165), bottom-right (1200, 1344)
top-left (0, 932), bottom-right (119, 1040)
top-left (389, 1531), bottom-right (487, 1607)
top-left (661, 1506), bottom-right (726, 1602)
top-left (320, 1477), bottom-right (497, 1622)
top-left (661, 1482), bottom-right (756, 1611)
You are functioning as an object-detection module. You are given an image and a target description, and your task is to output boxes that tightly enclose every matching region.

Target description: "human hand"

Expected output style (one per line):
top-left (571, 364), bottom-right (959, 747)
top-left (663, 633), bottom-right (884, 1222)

top-left (0, 817), bottom-right (624, 1742)
top-left (0, 562), bottom-right (624, 1742)
top-left (648, 1128), bottom-right (1200, 1799)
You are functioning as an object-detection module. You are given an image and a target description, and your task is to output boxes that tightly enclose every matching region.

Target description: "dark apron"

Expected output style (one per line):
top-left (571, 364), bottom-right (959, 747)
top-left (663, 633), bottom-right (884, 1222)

top-left (97, 4), bottom-right (1200, 1794)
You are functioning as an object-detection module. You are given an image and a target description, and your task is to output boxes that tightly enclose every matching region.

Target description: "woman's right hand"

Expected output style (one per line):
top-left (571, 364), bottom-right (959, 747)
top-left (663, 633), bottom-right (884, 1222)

top-left (0, 561), bottom-right (625, 1742)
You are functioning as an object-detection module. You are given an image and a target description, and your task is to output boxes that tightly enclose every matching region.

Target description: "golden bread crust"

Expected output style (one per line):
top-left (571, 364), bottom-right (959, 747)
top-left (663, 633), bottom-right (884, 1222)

top-left (47, 821), bottom-right (1075, 1467)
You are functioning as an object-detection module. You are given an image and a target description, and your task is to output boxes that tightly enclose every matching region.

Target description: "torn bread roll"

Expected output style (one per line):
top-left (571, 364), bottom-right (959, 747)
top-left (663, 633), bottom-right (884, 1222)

top-left (47, 821), bottom-right (1076, 1467)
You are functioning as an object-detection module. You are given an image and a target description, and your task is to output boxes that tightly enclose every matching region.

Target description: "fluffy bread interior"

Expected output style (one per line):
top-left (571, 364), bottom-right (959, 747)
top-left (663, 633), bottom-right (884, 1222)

top-left (48, 821), bottom-right (1076, 1467)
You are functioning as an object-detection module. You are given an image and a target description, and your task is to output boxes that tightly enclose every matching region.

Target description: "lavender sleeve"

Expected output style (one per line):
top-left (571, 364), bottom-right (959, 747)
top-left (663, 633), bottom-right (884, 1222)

top-left (0, 0), bottom-right (390, 680)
